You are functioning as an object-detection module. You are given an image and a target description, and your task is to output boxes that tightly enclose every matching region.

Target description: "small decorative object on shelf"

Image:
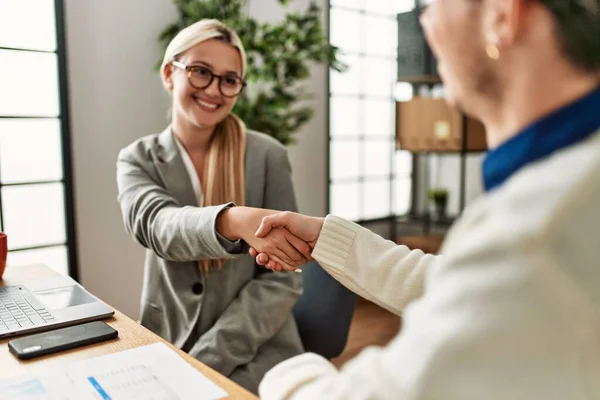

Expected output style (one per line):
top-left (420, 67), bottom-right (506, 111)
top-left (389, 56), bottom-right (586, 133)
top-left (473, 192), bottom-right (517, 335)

top-left (428, 188), bottom-right (449, 221)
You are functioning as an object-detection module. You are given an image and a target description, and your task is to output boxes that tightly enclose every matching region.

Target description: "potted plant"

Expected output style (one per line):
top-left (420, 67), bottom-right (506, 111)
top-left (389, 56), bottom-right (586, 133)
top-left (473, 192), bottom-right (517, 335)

top-left (427, 188), bottom-right (449, 221)
top-left (158, 0), bottom-right (346, 145)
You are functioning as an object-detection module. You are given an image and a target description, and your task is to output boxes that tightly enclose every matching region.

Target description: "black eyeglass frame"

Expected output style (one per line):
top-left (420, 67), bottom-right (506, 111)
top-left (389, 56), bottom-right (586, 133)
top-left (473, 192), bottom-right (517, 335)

top-left (171, 60), bottom-right (247, 98)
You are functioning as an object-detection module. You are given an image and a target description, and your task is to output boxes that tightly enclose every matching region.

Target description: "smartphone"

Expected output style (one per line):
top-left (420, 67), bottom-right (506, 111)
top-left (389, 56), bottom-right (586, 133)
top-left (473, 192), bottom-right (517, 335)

top-left (8, 321), bottom-right (118, 360)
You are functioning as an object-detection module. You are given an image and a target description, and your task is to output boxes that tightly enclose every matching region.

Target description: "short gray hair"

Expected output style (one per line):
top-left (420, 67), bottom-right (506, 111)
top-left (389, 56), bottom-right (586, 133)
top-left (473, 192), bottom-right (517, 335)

top-left (541, 0), bottom-right (600, 72)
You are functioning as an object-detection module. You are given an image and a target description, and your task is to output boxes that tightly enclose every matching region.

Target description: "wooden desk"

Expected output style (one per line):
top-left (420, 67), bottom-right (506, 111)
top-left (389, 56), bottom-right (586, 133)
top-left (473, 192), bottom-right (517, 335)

top-left (0, 264), bottom-right (257, 399)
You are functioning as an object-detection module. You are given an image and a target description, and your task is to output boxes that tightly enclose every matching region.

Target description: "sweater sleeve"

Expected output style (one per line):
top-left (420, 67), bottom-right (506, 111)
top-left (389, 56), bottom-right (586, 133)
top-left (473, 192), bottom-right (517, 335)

top-left (310, 215), bottom-right (438, 315)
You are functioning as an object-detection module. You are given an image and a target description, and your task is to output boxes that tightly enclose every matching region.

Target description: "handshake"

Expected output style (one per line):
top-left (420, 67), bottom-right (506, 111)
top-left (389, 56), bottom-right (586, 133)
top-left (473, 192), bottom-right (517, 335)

top-left (216, 207), bottom-right (325, 272)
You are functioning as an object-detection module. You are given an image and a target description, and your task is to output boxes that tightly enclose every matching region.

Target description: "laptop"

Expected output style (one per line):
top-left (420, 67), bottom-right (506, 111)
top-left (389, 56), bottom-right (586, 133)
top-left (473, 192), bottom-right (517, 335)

top-left (0, 274), bottom-right (114, 339)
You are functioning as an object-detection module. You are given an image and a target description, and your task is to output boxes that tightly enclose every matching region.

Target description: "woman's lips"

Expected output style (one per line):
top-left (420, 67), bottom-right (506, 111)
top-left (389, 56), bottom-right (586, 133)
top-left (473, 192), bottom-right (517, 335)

top-left (193, 96), bottom-right (220, 112)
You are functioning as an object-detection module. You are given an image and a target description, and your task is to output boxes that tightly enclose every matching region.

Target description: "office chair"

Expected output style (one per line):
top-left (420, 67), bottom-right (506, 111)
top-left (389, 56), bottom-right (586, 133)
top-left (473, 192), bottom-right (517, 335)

top-left (292, 261), bottom-right (356, 359)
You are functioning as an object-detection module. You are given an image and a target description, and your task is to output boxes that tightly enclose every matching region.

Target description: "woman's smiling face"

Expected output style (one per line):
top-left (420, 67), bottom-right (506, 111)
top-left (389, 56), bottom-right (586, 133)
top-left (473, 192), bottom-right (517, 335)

top-left (164, 39), bottom-right (243, 131)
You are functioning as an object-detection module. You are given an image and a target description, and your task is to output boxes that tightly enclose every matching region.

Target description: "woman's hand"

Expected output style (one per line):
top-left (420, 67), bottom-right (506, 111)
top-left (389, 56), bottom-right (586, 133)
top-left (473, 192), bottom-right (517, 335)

top-left (249, 212), bottom-right (325, 271)
top-left (216, 206), bottom-right (313, 270)
top-left (246, 227), bottom-right (312, 270)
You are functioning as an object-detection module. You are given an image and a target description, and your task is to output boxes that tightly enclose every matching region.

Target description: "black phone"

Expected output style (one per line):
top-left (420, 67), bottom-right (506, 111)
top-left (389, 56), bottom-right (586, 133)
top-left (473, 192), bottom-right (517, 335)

top-left (8, 321), bottom-right (118, 360)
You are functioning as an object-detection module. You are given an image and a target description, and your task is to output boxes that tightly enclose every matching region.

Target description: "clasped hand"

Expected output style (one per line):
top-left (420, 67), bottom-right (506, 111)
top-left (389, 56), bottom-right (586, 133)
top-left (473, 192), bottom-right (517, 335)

top-left (247, 212), bottom-right (324, 272)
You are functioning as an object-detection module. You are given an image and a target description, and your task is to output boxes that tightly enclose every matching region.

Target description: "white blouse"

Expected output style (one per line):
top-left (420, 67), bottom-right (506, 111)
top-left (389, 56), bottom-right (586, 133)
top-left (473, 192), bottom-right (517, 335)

top-left (174, 136), bottom-right (203, 207)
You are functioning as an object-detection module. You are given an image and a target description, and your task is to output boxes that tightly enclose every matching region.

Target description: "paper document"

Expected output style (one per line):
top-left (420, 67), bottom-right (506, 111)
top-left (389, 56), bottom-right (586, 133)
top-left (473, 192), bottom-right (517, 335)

top-left (0, 343), bottom-right (228, 400)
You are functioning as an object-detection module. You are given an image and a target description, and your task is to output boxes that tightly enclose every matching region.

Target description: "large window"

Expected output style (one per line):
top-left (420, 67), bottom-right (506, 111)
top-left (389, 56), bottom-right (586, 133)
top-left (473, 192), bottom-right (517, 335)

top-left (0, 0), bottom-right (77, 277)
top-left (328, 0), bottom-right (414, 221)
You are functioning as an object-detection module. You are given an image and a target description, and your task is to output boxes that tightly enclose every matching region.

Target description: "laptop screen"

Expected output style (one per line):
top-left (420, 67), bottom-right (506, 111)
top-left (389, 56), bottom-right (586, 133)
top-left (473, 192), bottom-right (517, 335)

top-left (33, 285), bottom-right (97, 310)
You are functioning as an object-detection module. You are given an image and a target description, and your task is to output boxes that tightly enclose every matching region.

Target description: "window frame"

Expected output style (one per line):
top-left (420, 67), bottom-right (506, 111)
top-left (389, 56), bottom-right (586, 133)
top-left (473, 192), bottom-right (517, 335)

top-left (327, 1), bottom-right (413, 223)
top-left (0, 0), bottom-right (79, 279)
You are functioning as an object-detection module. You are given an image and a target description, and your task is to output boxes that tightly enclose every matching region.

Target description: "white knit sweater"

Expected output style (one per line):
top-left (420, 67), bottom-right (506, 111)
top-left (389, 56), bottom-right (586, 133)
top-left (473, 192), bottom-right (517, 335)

top-left (258, 129), bottom-right (600, 399)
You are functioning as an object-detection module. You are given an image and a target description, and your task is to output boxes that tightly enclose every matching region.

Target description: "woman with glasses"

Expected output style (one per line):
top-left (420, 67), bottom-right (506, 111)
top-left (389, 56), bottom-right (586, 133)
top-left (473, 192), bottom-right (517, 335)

top-left (115, 19), bottom-right (311, 393)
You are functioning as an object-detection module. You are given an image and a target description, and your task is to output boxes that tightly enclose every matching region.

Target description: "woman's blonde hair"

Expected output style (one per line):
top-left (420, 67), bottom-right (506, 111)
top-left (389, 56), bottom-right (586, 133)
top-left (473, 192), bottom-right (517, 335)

top-left (162, 19), bottom-right (247, 273)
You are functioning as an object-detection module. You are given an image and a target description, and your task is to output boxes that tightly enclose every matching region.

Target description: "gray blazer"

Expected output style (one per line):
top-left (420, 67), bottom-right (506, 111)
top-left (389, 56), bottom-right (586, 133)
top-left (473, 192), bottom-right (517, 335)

top-left (116, 127), bottom-right (304, 393)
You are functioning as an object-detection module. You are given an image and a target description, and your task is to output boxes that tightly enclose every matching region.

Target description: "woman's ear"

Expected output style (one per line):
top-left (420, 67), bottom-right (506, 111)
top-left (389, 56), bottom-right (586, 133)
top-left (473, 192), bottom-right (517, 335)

top-left (161, 62), bottom-right (174, 92)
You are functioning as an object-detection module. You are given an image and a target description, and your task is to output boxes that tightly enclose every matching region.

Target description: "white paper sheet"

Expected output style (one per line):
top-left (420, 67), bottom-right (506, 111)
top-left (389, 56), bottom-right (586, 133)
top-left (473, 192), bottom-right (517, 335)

top-left (0, 343), bottom-right (228, 400)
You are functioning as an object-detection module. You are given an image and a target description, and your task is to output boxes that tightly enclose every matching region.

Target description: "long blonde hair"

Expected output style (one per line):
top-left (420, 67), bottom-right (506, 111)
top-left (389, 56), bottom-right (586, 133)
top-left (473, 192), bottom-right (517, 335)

top-left (162, 20), bottom-right (247, 272)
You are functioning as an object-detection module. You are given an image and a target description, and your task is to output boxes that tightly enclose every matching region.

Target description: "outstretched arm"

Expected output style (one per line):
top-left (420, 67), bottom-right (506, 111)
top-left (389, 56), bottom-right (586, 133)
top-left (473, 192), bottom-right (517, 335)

top-left (309, 215), bottom-right (436, 315)
top-left (117, 151), bottom-right (240, 262)
top-left (252, 212), bottom-right (437, 314)
top-left (116, 148), bottom-right (310, 267)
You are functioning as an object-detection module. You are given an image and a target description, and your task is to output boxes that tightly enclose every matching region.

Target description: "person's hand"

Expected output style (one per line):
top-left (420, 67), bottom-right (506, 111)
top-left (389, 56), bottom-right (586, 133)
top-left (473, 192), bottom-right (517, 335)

top-left (249, 248), bottom-right (296, 272)
top-left (249, 212), bottom-right (325, 271)
top-left (244, 227), bottom-right (312, 271)
top-left (216, 206), bottom-right (313, 271)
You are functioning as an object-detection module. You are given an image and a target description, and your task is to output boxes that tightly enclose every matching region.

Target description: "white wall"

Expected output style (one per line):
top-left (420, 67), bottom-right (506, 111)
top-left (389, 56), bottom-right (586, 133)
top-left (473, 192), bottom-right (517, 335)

top-left (65, 0), bottom-right (178, 317)
top-left (64, 0), bottom-right (328, 318)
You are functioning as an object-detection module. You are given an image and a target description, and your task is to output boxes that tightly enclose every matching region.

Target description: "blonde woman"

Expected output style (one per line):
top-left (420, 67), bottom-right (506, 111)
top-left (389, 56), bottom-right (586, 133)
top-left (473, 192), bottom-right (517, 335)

top-left (116, 19), bottom-right (312, 393)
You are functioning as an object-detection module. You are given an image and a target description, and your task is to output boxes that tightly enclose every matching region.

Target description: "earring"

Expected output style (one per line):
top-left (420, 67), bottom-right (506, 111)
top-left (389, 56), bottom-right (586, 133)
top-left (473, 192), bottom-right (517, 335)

top-left (486, 43), bottom-right (500, 60)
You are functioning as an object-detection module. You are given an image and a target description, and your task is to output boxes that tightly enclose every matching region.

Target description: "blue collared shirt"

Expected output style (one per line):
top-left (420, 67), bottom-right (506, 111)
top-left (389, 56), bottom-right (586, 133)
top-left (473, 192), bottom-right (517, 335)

top-left (483, 86), bottom-right (600, 192)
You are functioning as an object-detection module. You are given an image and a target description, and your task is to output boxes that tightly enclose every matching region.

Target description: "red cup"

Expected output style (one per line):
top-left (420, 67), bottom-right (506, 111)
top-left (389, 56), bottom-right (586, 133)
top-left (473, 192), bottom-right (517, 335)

top-left (0, 233), bottom-right (6, 280)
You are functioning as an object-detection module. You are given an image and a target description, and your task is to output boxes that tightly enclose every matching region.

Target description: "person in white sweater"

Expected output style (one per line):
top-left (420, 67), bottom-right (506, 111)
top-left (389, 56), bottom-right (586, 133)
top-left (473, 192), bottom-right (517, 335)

top-left (247, 0), bottom-right (600, 399)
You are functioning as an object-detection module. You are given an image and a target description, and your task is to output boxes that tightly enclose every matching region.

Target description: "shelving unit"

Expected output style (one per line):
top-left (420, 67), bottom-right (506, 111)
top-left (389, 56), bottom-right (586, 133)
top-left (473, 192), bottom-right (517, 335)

top-left (392, 88), bottom-right (487, 253)
top-left (392, 6), bottom-right (488, 252)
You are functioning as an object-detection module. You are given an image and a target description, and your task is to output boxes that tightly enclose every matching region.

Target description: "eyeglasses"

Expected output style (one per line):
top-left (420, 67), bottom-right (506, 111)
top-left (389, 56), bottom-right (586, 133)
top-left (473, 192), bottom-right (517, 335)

top-left (171, 60), bottom-right (247, 98)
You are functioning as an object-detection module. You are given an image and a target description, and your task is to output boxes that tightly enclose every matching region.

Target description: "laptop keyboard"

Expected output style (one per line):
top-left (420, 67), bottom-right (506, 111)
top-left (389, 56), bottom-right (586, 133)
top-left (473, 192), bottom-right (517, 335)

top-left (0, 286), bottom-right (55, 333)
